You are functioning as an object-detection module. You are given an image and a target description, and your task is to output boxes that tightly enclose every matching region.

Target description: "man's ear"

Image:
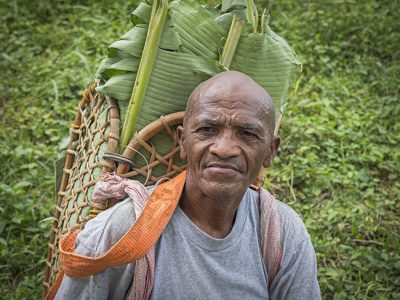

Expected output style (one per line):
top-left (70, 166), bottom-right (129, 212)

top-left (177, 126), bottom-right (187, 160)
top-left (263, 136), bottom-right (281, 168)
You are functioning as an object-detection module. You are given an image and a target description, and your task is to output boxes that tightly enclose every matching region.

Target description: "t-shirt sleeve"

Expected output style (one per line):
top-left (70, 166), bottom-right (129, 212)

top-left (268, 202), bottom-right (321, 300)
top-left (55, 198), bottom-right (136, 300)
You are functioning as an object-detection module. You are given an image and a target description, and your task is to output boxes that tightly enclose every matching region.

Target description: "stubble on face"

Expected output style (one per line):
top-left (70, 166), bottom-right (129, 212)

top-left (180, 71), bottom-right (276, 202)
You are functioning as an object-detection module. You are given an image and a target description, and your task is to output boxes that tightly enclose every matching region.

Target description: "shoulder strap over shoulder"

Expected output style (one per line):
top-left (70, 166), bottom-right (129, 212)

top-left (45, 172), bottom-right (186, 300)
top-left (259, 187), bottom-right (282, 285)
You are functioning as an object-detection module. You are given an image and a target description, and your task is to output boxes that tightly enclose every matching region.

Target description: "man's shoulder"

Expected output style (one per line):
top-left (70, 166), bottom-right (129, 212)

top-left (272, 197), bottom-right (313, 261)
top-left (249, 188), bottom-right (310, 248)
top-left (75, 198), bottom-right (136, 256)
top-left (275, 199), bottom-right (309, 240)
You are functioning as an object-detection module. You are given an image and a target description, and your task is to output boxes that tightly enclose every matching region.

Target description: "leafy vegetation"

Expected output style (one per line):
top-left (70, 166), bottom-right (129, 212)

top-left (96, 0), bottom-right (300, 151)
top-left (0, 0), bottom-right (399, 299)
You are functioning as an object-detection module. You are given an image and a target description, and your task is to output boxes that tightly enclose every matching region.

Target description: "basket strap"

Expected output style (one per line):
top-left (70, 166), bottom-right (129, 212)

top-left (259, 187), bottom-right (282, 285)
top-left (44, 270), bottom-right (65, 300)
top-left (45, 171), bottom-right (185, 299)
top-left (59, 170), bottom-right (185, 277)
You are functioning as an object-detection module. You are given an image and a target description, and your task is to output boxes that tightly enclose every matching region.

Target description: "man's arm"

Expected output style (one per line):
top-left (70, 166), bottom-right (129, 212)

top-left (269, 235), bottom-right (321, 299)
top-left (55, 198), bottom-right (136, 300)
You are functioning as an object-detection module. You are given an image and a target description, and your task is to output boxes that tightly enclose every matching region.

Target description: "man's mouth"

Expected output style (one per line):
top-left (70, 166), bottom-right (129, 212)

top-left (206, 163), bottom-right (241, 173)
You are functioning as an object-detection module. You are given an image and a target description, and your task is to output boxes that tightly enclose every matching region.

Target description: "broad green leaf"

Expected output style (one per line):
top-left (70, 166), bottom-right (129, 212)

top-left (95, 0), bottom-right (300, 153)
top-left (215, 13), bottom-right (234, 31)
top-left (159, 23), bottom-right (182, 51)
top-left (96, 73), bottom-right (135, 101)
top-left (101, 58), bottom-right (140, 80)
top-left (131, 2), bottom-right (152, 25)
top-left (221, 0), bottom-right (247, 13)
top-left (121, 25), bottom-right (148, 41)
top-left (95, 58), bottom-right (120, 80)
top-left (107, 25), bottom-right (148, 59)
top-left (169, 0), bottom-right (227, 60)
top-left (108, 39), bottom-right (145, 58)
top-left (135, 49), bottom-right (225, 131)
top-left (231, 26), bottom-right (301, 110)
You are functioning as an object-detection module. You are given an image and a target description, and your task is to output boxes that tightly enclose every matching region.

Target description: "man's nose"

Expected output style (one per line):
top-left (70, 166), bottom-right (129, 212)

top-left (208, 130), bottom-right (241, 159)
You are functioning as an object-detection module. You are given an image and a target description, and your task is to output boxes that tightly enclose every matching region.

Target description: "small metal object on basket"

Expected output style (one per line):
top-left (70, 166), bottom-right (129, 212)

top-left (103, 152), bottom-right (135, 167)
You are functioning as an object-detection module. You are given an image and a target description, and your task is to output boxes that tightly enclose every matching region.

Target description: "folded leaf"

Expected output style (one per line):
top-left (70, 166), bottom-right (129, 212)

top-left (131, 2), bottom-right (152, 25)
top-left (94, 0), bottom-right (301, 152)
top-left (96, 73), bottom-right (136, 101)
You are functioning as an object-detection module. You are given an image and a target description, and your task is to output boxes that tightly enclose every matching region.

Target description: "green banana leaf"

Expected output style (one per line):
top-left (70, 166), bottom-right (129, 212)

top-left (95, 0), bottom-right (301, 176)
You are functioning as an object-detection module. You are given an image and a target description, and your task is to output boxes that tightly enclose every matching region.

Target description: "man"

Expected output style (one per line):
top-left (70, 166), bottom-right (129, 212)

top-left (56, 71), bottom-right (321, 299)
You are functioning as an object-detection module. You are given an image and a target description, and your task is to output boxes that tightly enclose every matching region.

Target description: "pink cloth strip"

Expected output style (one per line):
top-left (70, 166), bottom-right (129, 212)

top-left (259, 188), bottom-right (282, 285)
top-left (93, 173), bottom-right (154, 300)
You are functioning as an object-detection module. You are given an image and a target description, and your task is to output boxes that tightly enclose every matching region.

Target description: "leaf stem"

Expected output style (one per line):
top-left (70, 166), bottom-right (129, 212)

top-left (120, 0), bottom-right (169, 151)
top-left (220, 15), bottom-right (244, 69)
top-left (260, 9), bottom-right (267, 34)
top-left (246, 0), bottom-right (258, 33)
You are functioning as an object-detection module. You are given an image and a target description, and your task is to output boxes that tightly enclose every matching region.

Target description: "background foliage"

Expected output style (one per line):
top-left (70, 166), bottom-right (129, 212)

top-left (0, 0), bottom-right (399, 299)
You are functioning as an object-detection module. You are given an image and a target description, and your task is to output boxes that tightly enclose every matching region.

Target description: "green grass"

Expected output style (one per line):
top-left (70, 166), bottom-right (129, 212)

top-left (0, 0), bottom-right (399, 299)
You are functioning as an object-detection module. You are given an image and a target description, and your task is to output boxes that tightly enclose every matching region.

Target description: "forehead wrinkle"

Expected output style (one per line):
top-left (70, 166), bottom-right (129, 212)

top-left (235, 122), bottom-right (264, 132)
top-left (184, 71), bottom-right (276, 134)
top-left (186, 97), bottom-right (274, 134)
top-left (205, 98), bottom-right (270, 118)
top-left (193, 110), bottom-right (265, 131)
top-left (202, 85), bottom-right (272, 113)
top-left (208, 99), bottom-right (272, 129)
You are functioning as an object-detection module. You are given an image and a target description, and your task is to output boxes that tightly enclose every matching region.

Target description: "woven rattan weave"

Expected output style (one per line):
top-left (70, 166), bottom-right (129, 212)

top-left (43, 84), bottom-right (188, 298)
top-left (117, 112), bottom-right (185, 183)
top-left (43, 84), bottom-right (120, 296)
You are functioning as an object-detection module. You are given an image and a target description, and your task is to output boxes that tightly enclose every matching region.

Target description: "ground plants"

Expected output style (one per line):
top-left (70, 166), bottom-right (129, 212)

top-left (0, 0), bottom-right (399, 299)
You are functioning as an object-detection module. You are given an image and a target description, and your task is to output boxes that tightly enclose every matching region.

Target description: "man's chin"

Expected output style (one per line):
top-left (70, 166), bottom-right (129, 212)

top-left (199, 178), bottom-right (247, 201)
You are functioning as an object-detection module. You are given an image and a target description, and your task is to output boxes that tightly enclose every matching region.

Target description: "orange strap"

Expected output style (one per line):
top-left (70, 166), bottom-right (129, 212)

top-left (45, 270), bottom-right (64, 300)
top-left (60, 171), bottom-right (185, 277)
top-left (45, 171), bottom-right (186, 300)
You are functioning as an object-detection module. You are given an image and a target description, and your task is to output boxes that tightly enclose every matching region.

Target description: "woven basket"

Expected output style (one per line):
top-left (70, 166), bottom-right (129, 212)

top-left (43, 85), bottom-right (186, 297)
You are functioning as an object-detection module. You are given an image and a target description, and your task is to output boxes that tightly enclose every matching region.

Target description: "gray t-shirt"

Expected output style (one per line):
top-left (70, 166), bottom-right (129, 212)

top-left (56, 188), bottom-right (321, 300)
top-left (152, 189), bottom-right (267, 299)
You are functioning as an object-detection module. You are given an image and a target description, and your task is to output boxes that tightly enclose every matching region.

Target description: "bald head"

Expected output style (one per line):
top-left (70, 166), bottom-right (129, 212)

top-left (184, 71), bottom-right (276, 137)
top-left (178, 71), bottom-right (280, 201)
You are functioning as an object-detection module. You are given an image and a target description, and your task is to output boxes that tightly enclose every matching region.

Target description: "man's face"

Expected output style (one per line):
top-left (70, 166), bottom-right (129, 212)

top-left (178, 80), bottom-right (277, 201)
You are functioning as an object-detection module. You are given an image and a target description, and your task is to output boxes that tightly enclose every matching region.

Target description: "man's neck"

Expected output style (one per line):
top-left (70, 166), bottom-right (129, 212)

top-left (179, 186), bottom-right (244, 239)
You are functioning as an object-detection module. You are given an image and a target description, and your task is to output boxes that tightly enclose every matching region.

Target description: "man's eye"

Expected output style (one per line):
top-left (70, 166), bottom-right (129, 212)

top-left (241, 131), bottom-right (258, 139)
top-left (197, 127), bottom-right (215, 134)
